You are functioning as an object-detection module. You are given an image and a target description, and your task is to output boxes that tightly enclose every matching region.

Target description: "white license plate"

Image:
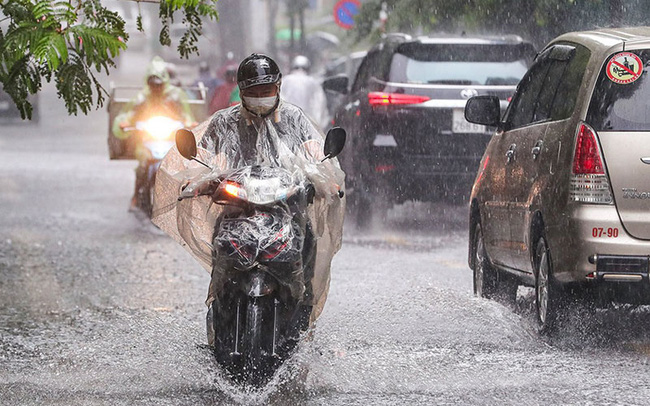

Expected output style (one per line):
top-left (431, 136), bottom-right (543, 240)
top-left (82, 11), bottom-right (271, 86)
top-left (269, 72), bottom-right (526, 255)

top-left (452, 109), bottom-right (486, 133)
top-left (0, 101), bottom-right (10, 111)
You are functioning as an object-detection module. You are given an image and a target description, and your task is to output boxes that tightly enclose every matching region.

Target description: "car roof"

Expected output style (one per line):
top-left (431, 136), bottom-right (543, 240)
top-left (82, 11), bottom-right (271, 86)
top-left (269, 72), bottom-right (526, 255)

top-left (377, 33), bottom-right (530, 45)
top-left (553, 26), bottom-right (650, 51)
top-left (370, 33), bottom-right (534, 53)
top-left (413, 35), bottom-right (529, 45)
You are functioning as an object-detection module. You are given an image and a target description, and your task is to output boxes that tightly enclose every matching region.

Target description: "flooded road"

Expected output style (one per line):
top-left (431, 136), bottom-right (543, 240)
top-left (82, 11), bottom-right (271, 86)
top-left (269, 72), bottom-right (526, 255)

top-left (3, 72), bottom-right (650, 406)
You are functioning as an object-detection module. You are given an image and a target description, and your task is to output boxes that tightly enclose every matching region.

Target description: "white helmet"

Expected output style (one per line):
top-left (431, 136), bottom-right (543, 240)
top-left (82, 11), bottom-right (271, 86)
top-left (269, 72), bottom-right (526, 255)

top-left (291, 55), bottom-right (311, 72)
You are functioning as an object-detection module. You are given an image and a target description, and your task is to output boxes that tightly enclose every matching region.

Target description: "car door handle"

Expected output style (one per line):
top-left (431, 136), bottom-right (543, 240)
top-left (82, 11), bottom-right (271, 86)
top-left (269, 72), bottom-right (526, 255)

top-left (505, 144), bottom-right (516, 163)
top-left (531, 140), bottom-right (543, 160)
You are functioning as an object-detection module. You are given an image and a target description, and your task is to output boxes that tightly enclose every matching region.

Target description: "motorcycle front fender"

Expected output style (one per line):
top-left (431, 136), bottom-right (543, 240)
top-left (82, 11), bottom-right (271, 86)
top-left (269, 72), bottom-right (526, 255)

top-left (244, 271), bottom-right (277, 298)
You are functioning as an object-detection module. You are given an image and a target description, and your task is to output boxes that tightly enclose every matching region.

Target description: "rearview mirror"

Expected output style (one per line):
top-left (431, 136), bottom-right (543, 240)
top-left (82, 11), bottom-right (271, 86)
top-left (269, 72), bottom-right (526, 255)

top-left (464, 96), bottom-right (501, 127)
top-left (176, 128), bottom-right (197, 160)
top-left (322, 75), bottom-right (349, 95)
top-left (323, 127), bottom-right (346, 160)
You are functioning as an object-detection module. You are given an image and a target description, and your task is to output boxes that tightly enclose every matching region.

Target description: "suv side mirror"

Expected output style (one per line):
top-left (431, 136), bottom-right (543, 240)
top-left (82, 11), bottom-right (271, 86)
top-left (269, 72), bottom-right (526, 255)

top-left (465, 96), bottom-right (501, 127)
top-left (322, 75), bottom-right (349, 95)
top-left (323, 127), bottom-right (346, 160)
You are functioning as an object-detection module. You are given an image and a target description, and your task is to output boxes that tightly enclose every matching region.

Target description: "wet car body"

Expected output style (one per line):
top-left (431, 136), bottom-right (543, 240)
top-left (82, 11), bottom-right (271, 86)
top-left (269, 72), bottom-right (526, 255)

top-left (466, 27), bottom-right (650, 329)
top-left (326, 34), bottom-right (535, 210)
top-left (323, 50), bottom-right (367, 117)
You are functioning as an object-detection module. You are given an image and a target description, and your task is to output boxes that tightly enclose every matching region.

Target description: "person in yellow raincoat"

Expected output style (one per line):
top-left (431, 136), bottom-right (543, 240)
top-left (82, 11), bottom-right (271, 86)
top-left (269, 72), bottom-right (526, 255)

top-left (113, 56), bottom-right (196, 210)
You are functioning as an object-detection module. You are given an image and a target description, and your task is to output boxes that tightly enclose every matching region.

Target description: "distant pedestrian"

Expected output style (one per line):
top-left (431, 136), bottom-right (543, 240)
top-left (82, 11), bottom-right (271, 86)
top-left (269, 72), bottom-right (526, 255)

top-left (281, 55), bottom-right (328, 129)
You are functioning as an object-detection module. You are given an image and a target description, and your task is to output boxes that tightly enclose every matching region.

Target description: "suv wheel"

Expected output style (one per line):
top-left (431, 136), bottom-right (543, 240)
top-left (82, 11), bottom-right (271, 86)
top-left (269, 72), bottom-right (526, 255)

top-left (534, 237), bottom-right (563, 333)
top-left (473, 224), bottom-right (497, 298)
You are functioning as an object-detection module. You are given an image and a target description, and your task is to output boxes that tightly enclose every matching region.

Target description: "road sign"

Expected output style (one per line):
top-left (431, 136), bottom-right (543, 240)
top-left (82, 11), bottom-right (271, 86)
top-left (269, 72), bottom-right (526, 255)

top-left (333, 0), bottom-right (361, 30)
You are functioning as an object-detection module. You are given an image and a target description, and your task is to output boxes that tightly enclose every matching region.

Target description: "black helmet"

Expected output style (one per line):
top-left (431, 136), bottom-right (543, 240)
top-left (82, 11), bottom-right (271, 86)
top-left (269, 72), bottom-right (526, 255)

top-left (237, 53), bottom-right (282, 90)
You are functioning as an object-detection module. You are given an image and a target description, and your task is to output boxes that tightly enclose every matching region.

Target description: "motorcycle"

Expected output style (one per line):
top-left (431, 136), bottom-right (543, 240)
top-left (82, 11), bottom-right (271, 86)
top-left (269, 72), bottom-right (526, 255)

top-left (175, 127), bottom-right (346, 385)
top-left (124, 116), bottom-right (183, 216)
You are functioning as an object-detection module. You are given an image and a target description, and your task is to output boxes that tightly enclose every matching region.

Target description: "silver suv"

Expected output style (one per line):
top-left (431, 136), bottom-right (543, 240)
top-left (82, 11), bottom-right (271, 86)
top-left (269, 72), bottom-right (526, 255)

top-left (465, 27), bottom-right (650, 332)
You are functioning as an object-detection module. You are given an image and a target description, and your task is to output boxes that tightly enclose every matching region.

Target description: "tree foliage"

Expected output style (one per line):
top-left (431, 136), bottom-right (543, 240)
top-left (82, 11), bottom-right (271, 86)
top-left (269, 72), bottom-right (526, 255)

top-left (353, 0), bottom-right (637, 47)
top-left (0, 0), bottom-right (218, 119)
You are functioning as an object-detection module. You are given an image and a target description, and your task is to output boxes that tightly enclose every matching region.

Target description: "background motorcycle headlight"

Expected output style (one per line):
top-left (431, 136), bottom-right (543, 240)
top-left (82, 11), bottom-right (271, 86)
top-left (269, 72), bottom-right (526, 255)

top-left (141, 116), bottom-right (182, 140)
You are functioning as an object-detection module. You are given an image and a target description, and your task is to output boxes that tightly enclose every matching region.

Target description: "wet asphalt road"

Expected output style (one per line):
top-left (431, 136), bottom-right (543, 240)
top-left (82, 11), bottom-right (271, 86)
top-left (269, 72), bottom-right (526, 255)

top-left (3, 71), bottom-right (650, 406)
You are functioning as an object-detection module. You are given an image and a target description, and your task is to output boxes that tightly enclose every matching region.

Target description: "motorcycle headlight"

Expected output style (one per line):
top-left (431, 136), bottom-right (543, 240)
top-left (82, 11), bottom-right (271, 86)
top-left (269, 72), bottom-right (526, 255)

top-left (140, 116), bottom-right (182, 140)
top-left (245, 178), bottom-right (292, 205)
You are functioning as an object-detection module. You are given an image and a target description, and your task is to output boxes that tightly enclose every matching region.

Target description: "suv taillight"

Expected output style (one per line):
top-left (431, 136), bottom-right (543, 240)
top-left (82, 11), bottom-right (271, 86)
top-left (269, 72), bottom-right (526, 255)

top-left (368, 92), bottom-right (430, 106)
top-left (570, 122), bottom-right (613, 204)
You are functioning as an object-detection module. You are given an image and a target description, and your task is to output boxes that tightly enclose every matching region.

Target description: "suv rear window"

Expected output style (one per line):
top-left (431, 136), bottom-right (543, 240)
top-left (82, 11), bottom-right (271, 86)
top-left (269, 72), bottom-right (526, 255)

top-left (587, 50), bottom-right (650, 131)
top-left (389, 43), bottom-right (534, 86)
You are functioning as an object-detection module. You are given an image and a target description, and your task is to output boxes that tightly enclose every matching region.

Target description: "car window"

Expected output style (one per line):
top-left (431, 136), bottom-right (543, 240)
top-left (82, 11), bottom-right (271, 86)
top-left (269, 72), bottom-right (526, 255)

top-left (505, 43), bottom-right (587, 129)
top-left (587, 49), bottom-right (650, 131)
top-left (389, 43), bottom-right (533, 86)
top-left (551, 43), bottom-right (590, 120)
top-left (504, 57), bottom-right (552, 129)
top-left (325, 60), bottom-right (346, 77)
top-left (351, 50), bottom-right (391, 93)
top-left (532, 59), bottom-right (568, 122)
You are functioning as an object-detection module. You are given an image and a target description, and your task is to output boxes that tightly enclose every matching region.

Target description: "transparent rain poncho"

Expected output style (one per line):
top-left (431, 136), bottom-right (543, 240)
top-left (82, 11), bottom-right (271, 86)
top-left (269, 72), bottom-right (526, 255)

top-left (152, 101), bottom-right (345, 320)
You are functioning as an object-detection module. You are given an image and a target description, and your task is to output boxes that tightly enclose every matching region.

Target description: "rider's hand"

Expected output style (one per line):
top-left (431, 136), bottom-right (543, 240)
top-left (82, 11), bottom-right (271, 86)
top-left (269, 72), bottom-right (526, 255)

top-left (119, 122), bottom-right (130, 130)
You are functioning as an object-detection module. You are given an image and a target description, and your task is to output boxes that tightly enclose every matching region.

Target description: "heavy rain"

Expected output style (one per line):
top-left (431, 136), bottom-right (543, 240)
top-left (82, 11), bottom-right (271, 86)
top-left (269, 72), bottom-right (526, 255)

top-left (3, 0), bottom-right (650, 404)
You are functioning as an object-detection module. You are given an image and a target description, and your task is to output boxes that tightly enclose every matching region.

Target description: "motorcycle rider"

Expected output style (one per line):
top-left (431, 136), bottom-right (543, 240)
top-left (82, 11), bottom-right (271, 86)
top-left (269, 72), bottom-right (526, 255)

top-left (281, 55), bottom-right (328, 129)
top-left (197, 53), bottom-right (343, 320)
top-left (113, 56), bottom-right (196, 211)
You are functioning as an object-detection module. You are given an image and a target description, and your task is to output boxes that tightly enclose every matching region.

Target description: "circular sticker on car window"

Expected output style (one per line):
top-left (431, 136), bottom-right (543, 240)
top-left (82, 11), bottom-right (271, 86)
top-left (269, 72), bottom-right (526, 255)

top-left (606, 52), bottom-right (644, 84)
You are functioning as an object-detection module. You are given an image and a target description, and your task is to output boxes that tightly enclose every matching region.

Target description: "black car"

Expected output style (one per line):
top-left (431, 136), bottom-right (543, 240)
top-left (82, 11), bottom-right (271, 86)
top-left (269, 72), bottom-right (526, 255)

top-left (323, 34), bottom-right (535, 226)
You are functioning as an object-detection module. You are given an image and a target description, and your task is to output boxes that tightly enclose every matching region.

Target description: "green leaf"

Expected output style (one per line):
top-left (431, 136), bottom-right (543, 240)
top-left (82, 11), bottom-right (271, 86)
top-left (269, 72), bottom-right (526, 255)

top-left (136, 15), bottom-right (143, 32)
top-left (55, 53), bottom-right (93, 115)
top-left (2, 55), bottom-right (41, 119)
top-left (32, 0), bottom-right (53, 21)
top-left (33, 31), bottom-right (68, 70)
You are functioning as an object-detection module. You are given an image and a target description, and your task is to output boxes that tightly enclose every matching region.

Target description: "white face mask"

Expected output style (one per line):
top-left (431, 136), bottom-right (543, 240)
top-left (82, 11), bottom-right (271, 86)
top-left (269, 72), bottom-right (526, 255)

top-left (243, 95), bottom-right (278, 116)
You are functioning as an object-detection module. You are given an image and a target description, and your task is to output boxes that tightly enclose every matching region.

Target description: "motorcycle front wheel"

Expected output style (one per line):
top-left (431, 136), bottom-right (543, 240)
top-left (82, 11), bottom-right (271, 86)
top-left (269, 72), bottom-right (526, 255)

top-left (137, 169), bottom-right (155, 218)
top-left (245, 297), bottom-right (265, 379)
top-left (242, 297), bottom-right (276, 386)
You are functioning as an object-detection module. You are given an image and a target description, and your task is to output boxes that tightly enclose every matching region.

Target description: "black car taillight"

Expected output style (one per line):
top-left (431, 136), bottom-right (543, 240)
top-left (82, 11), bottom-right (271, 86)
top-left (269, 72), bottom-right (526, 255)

top-left (368, 92), bottom-right (430, 106)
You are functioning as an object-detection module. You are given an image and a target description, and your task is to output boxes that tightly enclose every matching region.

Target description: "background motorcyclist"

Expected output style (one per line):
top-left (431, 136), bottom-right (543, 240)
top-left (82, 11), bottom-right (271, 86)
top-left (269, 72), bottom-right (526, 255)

top-left (207, 64), bottom-right (240, 115)
top-left (112, 56), bottom-right (196, 210)
top-left (280, 55), bottom-right (328, 129)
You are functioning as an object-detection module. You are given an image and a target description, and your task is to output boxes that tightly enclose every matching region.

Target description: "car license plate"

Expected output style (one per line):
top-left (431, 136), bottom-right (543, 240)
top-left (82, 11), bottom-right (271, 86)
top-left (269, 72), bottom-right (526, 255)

top-left (452, 109), bottom-right (485, 133)
top-left (0, 101), bottom-right (10, 111)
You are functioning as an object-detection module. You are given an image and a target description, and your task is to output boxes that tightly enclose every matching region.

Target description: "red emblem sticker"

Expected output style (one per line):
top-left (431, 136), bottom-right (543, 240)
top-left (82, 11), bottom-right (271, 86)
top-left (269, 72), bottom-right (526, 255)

top-left (606, 52), bottom-right (644, 84)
